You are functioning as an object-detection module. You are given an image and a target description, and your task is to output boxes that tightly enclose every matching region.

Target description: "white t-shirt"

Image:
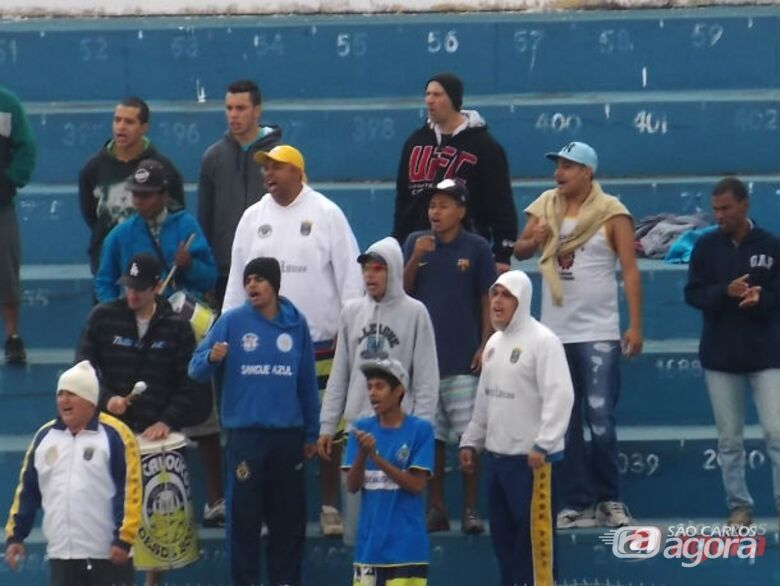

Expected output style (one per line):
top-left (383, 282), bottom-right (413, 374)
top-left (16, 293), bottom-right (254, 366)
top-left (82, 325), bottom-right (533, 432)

top-left (222, 185), bottom-right (364, 342)
top-left (541, 217), bottom-right (620, 343)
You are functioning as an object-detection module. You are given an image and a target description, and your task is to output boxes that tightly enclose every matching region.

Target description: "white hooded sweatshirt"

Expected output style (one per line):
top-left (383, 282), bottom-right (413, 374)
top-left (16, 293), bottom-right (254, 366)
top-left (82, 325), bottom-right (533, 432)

top-left (319, 237), bottom-right (439, 435)
top-left (460, 271), bottom-right (574, 457)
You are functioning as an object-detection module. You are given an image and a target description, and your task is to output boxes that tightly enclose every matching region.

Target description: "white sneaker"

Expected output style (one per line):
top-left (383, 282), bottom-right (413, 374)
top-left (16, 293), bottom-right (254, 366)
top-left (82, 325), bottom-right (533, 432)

top-left (596, 501), bottom-right (632, 527)
top-left (557, 507), bottom-right (598, 528)
top-left (203, 498), bottom-right (226, 528)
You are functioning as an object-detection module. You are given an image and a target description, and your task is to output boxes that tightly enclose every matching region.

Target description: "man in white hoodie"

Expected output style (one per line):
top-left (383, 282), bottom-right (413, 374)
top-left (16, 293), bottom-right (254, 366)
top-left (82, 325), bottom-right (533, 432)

top-left (460, 271), bottom-right (574, 586)
top-left (318, 236), bottom-right (439, 545)
top-left (223, 144), bottom-right (364, 536)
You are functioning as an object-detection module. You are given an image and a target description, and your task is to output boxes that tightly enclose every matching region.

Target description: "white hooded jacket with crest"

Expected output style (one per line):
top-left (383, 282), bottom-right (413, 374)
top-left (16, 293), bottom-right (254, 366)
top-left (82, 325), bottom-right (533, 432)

top-left (460, 271), bottom-right (574, 457)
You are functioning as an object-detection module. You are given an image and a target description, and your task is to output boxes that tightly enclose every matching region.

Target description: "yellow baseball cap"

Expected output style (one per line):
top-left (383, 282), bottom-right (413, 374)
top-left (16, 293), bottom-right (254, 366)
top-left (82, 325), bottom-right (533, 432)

top-left (254, 145), bottom-right (305, 173)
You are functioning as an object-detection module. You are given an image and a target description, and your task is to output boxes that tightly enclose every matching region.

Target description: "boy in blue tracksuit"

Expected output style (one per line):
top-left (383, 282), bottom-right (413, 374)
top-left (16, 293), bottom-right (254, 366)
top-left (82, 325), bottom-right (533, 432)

top-left (95, 158), bottom-right (217, 302)
top-left (189, 257), bottom-right (319, 586)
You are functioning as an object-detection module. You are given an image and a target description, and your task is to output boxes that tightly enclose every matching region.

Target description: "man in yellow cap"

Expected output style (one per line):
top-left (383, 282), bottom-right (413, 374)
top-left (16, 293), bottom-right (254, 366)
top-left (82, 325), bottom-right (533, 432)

top-left (223, 144), bottom-right (363, 537)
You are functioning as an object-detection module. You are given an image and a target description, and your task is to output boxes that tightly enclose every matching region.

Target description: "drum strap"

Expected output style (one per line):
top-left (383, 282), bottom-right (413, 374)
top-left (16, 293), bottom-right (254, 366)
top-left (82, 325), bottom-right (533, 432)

top-left (144, 222), bottom-right (174, 280)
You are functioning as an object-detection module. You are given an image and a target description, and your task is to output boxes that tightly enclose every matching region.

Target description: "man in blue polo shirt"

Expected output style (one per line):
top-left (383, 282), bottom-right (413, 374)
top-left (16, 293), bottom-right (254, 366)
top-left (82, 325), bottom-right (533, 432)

top-left (402, 178), bottom-right (496, 533)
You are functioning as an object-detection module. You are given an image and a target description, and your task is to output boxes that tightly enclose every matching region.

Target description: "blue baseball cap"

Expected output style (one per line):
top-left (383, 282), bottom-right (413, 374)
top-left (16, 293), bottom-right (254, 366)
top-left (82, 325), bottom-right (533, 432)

top-left (545, 142), bottom-right (598, 173)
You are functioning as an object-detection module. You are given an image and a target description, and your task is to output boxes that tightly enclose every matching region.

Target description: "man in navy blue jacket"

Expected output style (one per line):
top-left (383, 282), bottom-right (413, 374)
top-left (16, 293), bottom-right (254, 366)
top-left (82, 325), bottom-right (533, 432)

top-left (189, 256), bottom-right (319, 586)
top-left (685, 176), bottom-right (780, 528)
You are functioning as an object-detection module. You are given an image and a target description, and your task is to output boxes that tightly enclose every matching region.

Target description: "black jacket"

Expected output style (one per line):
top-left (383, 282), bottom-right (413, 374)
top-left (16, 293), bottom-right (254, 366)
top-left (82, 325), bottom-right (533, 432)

top-left (685, 223), bottom-right (780, 373)
top-left (76, 297), bottom-right (210, 433)
top-left (393, 110), bottom-right (517, 264)
top-left (78, 139), bottom-right (185, 272)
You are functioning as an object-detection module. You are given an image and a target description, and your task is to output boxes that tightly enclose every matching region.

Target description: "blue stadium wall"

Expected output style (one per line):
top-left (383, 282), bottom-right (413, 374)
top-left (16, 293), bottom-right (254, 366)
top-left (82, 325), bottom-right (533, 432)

top-left (1, 5), bottom-right (780, 585)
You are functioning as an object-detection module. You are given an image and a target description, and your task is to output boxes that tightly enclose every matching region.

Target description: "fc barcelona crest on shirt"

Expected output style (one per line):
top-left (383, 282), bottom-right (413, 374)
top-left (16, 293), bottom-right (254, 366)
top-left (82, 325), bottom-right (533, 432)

top-left (510, 347), bottom-right (522, 363)
top-left (236, 461), bottom-right (251, 481)
top-left (258, 224), bottom-right (273, 238)
top-left (300, 220), bottom-right (312, 236)
top-left (457, 258), bottom-right (470, 271)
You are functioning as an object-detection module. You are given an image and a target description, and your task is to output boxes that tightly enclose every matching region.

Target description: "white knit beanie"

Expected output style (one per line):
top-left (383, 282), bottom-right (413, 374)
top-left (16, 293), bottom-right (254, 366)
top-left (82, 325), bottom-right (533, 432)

top-left (57, 360), bottom-right (99, 406)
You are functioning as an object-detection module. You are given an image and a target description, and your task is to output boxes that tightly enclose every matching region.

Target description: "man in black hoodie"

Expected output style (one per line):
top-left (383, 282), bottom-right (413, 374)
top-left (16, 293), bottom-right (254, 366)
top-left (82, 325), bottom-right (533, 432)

top-left (79, 97), bottom-right (185, 274)
top-left (197, 80), bottom-right (281, 310)
top-left (393, 73), bottom-right (517, 272)
top-left (685, 176), bottom-right (780, 529)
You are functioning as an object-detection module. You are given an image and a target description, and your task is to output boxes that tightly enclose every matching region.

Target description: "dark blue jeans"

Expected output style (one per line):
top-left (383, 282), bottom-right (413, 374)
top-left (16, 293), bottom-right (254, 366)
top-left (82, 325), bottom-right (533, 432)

top-left (560, 341), bottom-right (621, 511)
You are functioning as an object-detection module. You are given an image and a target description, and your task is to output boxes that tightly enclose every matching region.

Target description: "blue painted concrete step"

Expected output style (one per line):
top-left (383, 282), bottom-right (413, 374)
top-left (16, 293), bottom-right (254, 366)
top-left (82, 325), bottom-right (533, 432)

top-left (2, 522), bottom-right (778, 586)
top-left (13, 261), bottom-right (701, 347)
top-left (0, 431), bottom-right (775, 524)
top-left (1, 341), bottom-right (751, 430)
top-left (25, 96), bottom-right (780, 183)
top-left (1, 9), bottom-right (779, 102)
top-left (16, 177), bottom-right (780, 265)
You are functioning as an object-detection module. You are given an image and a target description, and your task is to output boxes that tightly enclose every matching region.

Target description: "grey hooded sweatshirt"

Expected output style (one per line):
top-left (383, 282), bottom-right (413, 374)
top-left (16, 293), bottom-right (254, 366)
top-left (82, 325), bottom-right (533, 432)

top-left (197, 125), bottom-right (281, 275)
top-left (319, 237), bottom-right (439, 435)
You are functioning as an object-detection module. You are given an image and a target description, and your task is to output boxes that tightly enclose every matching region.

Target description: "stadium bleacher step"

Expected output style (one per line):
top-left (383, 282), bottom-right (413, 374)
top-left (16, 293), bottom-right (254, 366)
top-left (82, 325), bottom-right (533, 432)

top-left (3, 520), bottom-right (778, 586)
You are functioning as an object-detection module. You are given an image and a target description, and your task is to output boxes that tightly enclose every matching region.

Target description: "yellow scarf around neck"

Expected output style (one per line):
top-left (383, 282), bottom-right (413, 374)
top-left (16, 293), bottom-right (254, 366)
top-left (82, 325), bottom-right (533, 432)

top-left (525, 181), bottom-right (630, 306)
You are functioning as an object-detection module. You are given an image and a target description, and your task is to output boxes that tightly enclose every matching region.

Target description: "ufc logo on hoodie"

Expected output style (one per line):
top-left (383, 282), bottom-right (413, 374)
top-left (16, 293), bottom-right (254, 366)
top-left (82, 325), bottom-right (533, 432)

top-left (408, 145), bottom-right (478, 184)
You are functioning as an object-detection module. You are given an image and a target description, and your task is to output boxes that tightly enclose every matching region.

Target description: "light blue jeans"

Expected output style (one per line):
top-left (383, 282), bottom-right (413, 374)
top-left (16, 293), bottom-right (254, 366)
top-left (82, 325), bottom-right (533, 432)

top-left (705, 369), bottom-right (780, 512)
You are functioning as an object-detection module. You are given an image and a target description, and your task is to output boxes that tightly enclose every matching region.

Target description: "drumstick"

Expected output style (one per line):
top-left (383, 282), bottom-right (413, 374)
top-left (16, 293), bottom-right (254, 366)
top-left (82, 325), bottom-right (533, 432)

top-left (127, 381), bottom-right (147, 404)
top-left (159, 233), bottom-right (196, 293)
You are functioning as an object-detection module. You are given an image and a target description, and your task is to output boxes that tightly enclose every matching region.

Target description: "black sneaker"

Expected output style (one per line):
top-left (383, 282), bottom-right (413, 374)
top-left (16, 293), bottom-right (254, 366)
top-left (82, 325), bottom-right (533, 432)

top-left (5, 335), bottom-right (26, 365)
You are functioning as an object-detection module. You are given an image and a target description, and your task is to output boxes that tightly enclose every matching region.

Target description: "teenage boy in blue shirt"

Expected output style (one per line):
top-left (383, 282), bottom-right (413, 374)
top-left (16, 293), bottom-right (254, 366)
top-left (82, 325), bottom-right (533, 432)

top-left (344, 358), bottom-right (435, 586)
top-left (402, 178), bottom-right (496, 533)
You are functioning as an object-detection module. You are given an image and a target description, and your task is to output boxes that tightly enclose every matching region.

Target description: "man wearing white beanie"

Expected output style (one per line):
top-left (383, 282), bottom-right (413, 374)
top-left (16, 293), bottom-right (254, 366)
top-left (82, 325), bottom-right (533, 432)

top-left (5, 360), bottom-right (142, 586)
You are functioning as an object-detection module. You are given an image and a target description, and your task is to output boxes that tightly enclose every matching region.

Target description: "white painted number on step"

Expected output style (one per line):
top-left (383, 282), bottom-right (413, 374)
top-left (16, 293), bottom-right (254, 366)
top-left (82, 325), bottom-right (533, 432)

top-left (352, 116), bottom-right (395, 143)
top-left (170, 35), bottom-right (198, 59)
top-left (337, 33), bottom-right (367, 58)
top-left (79, 37), bottom-right (109, 62)
top-left (254, 33), bottom-right (284, 57)
top-left (0, 40), bottom-right (19, 65)
top-left (158, 122), bottom-right (200, 146)
top-left (633, 110), bottom-right (668, 135)
top-left (513, 29), bottom-right (544, 54)
top-left (598, 29), bottom-right (634, 54)
top-left (427, 30), bottom-right (459, 54)
top-left (618, 452), bottom-right (660, 476)
top-left (704, 448), bottom-right (766, 471)
top-left (535, 113), bottom-right (582, 133)
top-left (734, 108), bottom-right (778, 132)
top-left (691, 23), bottom-right (724, 48)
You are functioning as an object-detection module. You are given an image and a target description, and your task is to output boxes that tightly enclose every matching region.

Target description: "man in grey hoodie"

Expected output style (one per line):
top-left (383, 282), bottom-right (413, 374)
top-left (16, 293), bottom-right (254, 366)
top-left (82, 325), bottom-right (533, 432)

top-left (318, 236), bottom-right (439, 545)
top-left (197, 80), bottom-right (281, 310)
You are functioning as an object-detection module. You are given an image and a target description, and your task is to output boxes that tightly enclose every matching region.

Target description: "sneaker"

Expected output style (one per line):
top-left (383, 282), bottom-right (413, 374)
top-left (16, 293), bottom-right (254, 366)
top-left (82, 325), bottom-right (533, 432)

top-left (426, 507), bottom-right (450, 533)
top-left (320, 507), bottom-right (344, 536)
top-left (203, 498), bottom-right (226, 528)
top-left (4, 335), bottom-right (26, 365)
top-left (462, 508), bottom-right (485, 535)
top-left (557, 507), bottom-right (598, 529)
top-left (596, 501), bottom-right (632, 528)
top-left (726, 506), bottom-right (753, 528)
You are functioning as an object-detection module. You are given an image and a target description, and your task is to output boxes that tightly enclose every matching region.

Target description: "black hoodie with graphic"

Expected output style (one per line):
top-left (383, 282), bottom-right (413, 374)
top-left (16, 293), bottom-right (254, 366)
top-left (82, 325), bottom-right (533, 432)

top-left (393, 110), bottom-right (517, 264)
top-left (78, 138), bottom-right (185, 273)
